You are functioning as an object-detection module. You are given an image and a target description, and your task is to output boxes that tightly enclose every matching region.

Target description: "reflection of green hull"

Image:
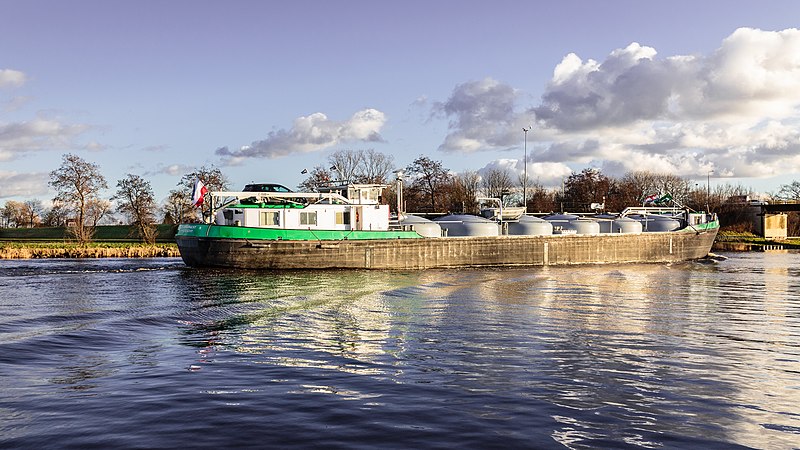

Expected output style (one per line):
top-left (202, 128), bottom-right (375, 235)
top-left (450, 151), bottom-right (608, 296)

top-left (176, 222), bottom-right (719, 270)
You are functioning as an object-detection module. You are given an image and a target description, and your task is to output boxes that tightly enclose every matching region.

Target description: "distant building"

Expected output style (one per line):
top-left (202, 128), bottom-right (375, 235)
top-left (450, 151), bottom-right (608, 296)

top-left (727, 195), bottom-right (750, 204)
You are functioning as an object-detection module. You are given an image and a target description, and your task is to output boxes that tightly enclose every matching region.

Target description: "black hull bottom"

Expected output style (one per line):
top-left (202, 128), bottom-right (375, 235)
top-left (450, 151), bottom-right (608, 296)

top-left (177, 229), bottom-right (719, 270)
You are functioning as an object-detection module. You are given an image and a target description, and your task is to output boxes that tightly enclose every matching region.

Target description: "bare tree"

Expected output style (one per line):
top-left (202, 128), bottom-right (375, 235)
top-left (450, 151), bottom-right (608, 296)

top-left (436, 171), bottom-right (481, 214)
top-left (561, 168), bottom-right (615, 212)
top-left (163, 189), bottom-right (193, 224)
top-left (481, 168), bottom-right (514, 200)
top-left (86, 198), bottom-right (113, 226)
top-left (113, 174), bottom-right (158, 243)
top-left (455, 171), bottom-right (480, 214)
top-left (329, 149), bottom-right (364, 184)
top-left (21, 200), bottom-right (44, 227)
top-left (320, 149), bottom-right (395, 185)
top-left (49, 153), bottom-right (108, 243)
top-left (1, 201), bottom-right (25, 227)
top-left (612, 171), bottom-right (693, 211)
top-left (179, 166), bottom-right (229, 192)
top-left (614, 171), bottom-right (657, 209)
top-left (528, 183), bottom-right (558, 213)
top-left (42, 201), bottom-right (70, 227)
top-left (177, 165), bottom-right (229, 222)
top-left (405, 155), bottom-right (451, 212)
top-left (298, 165), bottom-right (333, 192)
top-left (359, 149), bottom-right (395, 183)
top-left (776, 181), bottom-right (800, 200)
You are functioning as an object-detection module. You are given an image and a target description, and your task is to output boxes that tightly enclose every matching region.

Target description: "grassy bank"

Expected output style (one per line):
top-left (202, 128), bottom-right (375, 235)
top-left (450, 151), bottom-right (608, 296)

top-left (0, 242), bottom-right (180, 259)
top-left (0, 224), bottom-right (178, 243)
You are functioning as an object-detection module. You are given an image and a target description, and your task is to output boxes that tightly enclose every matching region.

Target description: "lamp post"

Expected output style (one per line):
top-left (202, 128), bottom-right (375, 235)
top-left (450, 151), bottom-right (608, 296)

top-left (394, 169), bottom-right (405, 217)
top-left (706, 170), bottom-right (713, 212)
top-left (522, 126), bottom-right (531, 212)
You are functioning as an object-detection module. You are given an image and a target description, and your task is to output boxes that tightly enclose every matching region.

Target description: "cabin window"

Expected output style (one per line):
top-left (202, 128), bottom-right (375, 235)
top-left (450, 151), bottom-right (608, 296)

top-left (335, 211), bottom-right (351, 225)
top-left (260, 211), bottom-right (280, 226)
top-left (300, 211), bottom-right (317, 226)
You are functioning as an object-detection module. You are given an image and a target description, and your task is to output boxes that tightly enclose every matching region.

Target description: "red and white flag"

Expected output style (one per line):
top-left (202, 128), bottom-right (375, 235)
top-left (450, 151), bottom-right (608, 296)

top-left (191, 179), bottom-right (208, 207)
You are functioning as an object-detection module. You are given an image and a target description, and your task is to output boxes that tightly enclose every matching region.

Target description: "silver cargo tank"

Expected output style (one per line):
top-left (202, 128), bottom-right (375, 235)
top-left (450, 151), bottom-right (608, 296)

top-left (508, 215), bottom-right (553, 235)
top-left (545, 214), bottom-right (600, 235)
top-left (434, 214), bottom-right (500, 237)
top-left (399, 215), bottom-right (442, 238)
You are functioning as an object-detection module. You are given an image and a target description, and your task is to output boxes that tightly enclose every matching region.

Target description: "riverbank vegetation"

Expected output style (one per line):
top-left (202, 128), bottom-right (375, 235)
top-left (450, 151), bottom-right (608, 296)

top-left (0, 224), bottom-right (180, 259)
top-left (0, 242), bottom-right (179, 259)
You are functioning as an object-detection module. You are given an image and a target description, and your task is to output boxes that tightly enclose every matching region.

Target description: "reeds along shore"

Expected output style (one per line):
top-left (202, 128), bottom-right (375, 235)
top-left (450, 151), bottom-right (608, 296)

top-left (0, 244), bottom-right (180, 259)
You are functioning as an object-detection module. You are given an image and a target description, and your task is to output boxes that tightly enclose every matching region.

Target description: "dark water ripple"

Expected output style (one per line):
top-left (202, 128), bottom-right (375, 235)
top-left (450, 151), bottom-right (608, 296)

top-left (1, 254), bottom-right (799, 448)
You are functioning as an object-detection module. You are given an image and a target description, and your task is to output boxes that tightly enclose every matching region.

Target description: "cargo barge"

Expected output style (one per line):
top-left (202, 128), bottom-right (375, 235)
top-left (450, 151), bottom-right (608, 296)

top-left (175, 183), bottom-right (719, 270)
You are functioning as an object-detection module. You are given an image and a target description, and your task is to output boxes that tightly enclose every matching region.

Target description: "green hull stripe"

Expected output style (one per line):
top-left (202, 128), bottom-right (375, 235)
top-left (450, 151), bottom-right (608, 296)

top-left (176, 224), bottom-right (423, 241)
top-left (692, 220), bottom-right (720, 231)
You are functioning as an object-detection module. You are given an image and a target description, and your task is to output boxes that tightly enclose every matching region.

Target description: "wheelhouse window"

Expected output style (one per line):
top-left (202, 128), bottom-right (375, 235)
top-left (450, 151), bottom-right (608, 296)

top-left (335, 211), bottom-right (351, 225)
top-left (260, 211), bottom-right (280, 226)
top-left (300, 211), bottom-right (317, 226)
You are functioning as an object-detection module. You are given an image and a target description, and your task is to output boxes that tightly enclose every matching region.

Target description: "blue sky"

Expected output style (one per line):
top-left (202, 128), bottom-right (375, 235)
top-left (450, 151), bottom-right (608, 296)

top-left (2, 0), bottom-right (800, 204)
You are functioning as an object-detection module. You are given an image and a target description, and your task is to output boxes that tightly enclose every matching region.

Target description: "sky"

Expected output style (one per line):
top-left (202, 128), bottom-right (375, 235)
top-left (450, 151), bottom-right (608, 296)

top-left (2, 0), bottom-right (800, 205)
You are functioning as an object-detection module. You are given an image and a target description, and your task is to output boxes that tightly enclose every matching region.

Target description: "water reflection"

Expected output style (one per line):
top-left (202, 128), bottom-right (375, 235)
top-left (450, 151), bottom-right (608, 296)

top-left (2, 255), bottom-right (799, 448)
top-left (197, 258), bottom-right (795, 447)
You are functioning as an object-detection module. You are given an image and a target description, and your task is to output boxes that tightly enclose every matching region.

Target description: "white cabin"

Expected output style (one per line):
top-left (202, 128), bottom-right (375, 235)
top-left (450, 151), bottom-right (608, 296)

top-left (211, 183), bottom-right (391, 231)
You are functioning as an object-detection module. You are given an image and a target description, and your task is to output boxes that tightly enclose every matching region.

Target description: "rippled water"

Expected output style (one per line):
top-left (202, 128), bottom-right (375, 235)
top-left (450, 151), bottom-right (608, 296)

top-left (1, 253), bottom-right (799, 449)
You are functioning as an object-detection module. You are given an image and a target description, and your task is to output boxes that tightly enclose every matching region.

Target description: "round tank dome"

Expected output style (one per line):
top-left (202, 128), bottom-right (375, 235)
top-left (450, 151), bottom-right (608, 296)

top-left (508, 215), bottom-right (553, 235)
top-left (399, 215), bottom-right (442, 238)
top-left (434, 214), bottom-right (499, 237)
top-left (544, 214), bottom-right (599, 235)
top-left (612, 217), bottom-right (643, 233)
top-left (636, 215), bottom-right (681, 232)
top-left (570, 219), bottom-right (601, 235)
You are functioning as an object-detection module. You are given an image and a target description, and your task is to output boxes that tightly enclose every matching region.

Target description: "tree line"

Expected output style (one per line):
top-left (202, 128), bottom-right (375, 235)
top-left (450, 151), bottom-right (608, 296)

top-left (1, 154), bottom-right (229, 244)
top-left (4, 150), bottom-right (800, 241)
top-left (297, 151), bottom-right (800, 234)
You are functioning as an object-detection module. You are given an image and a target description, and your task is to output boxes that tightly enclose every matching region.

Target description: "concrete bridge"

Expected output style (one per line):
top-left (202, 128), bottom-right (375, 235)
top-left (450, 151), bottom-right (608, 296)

top-left (762, 201), bottom-right (800, 213)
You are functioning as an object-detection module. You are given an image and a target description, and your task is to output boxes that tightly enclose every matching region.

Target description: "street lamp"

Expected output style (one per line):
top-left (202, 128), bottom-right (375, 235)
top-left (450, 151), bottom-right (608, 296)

top-left (706, 170), bottom-right (713, 212)
top-left (394, 169), bottom-right (405, 217)
top-left (522, 126), bottom-right (531, 212)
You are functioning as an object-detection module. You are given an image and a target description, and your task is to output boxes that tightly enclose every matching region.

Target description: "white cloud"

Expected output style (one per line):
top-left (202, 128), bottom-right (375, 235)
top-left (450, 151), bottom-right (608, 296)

top-left (0, 69), bottom-right (96, 161)
top-left (162, 164), bottom-right (188, 176)
top-left (142, 163), bottom-right (192, 177)
top-left (216, 108), bottom-right (387, 162)
top-left (436, 78), bottom-right (524, 152)
top-left (478, 158), bottom-right (572, 187)
top-left (439, 28), bottom-right (800, 181)
top-left (0, 69), bottom-right (27, 89)
top-left (0, 171), bottom-right (49, 199)
top-left (0, 118), bottom-right (92, 161)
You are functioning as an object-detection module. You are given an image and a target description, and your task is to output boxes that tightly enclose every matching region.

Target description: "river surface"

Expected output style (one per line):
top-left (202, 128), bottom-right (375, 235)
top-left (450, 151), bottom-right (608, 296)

top-left (1, 252), bottom-right (799, 449)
